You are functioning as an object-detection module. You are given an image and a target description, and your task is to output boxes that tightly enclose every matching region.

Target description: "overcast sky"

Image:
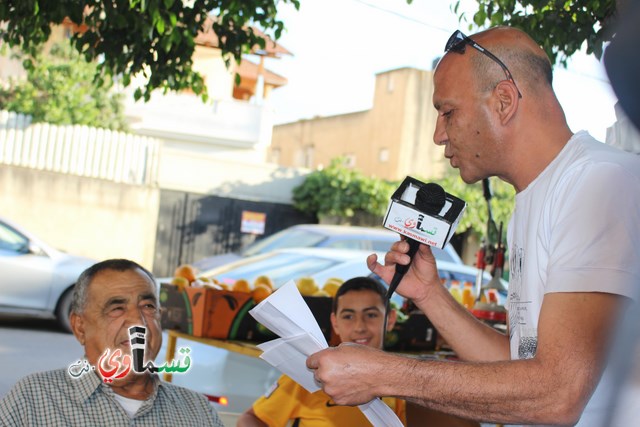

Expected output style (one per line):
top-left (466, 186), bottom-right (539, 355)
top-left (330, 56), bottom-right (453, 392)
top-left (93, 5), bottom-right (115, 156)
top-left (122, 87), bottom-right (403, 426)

top-left (256, 0), bottom-right (618, 142)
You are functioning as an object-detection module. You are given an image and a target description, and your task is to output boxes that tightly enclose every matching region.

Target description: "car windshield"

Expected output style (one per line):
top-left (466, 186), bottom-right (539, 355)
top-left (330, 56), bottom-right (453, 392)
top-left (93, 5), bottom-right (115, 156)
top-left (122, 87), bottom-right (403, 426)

top-left (203, 252), bottom-right (341, 288)
top-left (0, 222), bottom-right (29, 254)
top-left (433, 247), bottom-right (456, 264)
top-left (242, 229), bottom-right (326, 257)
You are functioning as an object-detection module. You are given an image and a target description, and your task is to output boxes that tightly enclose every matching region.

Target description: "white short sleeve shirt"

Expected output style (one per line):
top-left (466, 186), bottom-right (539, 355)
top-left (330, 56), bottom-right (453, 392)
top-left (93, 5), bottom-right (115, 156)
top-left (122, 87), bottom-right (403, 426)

top-left (507, 131), bottom-right (640, 425)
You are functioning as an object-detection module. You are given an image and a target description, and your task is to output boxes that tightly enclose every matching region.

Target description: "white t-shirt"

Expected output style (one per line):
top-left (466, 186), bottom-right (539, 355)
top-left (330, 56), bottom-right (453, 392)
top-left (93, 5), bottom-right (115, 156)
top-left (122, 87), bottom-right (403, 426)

top-left (113, 393), bottom-right (144, 418)
top-left (507, 131), bottom-right (640, 426)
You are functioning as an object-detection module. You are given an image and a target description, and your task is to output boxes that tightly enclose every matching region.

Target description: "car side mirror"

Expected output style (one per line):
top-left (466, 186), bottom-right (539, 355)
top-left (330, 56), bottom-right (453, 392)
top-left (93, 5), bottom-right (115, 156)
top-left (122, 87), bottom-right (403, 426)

top-left (27, 241), bottom-right (46, 256)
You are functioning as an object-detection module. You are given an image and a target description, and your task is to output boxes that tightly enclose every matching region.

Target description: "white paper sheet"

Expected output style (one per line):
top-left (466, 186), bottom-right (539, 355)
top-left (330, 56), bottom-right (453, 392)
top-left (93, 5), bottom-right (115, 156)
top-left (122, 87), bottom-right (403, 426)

top-left (257, 334), bottom-right (322, 392)
top-left (249, 280), bottom-right (404, 427)
top-left (251, 280), bottom-right (327, 347)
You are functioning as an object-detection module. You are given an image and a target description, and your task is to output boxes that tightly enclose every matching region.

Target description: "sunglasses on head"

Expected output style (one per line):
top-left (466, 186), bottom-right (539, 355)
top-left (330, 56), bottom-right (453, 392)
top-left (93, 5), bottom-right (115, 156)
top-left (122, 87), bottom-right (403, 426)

top-left (445, 30), bottom-right (523, 99)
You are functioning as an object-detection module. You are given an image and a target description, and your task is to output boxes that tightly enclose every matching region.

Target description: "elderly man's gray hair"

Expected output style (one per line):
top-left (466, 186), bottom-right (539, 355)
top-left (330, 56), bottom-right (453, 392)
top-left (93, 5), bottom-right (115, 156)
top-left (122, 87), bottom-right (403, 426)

top-left (71, 259), bottom-right (156, 314)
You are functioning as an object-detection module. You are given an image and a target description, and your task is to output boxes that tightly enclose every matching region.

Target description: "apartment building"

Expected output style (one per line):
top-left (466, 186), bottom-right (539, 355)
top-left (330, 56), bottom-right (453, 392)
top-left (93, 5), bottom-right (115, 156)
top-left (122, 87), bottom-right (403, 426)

top-left (270, 67), bottom-right (448, 181)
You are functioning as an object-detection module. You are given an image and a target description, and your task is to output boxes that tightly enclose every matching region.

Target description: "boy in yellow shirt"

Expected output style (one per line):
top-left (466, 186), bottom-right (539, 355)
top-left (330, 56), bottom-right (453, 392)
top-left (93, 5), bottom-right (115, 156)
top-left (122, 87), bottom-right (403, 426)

top-left (237, 276), bottom-right (406, 427)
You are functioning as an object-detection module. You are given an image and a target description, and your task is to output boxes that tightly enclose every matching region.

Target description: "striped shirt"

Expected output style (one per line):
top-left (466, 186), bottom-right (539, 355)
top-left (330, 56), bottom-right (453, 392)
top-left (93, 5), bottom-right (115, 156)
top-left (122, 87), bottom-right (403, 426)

top-left (0, 368), bottom-right (223, 426)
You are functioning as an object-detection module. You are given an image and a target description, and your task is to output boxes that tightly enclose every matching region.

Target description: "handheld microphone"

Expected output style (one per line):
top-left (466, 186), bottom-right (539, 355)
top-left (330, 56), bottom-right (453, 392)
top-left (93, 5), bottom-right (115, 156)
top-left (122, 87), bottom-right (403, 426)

top-left (386, 182), bottom-right (446, 299)
top-left (382, 182), bottom-right (446, 349)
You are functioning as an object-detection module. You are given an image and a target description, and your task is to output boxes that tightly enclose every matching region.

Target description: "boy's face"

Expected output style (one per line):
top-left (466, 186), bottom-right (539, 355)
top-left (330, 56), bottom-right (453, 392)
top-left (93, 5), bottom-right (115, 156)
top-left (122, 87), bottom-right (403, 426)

top-left (330, 289), bottom-right (396, 349)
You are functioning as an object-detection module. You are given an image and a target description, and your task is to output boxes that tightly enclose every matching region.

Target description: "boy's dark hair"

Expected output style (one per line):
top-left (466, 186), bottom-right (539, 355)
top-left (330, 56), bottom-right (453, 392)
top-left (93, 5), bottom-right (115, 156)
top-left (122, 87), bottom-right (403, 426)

top-left (332, 276), bottom-right (387, 313)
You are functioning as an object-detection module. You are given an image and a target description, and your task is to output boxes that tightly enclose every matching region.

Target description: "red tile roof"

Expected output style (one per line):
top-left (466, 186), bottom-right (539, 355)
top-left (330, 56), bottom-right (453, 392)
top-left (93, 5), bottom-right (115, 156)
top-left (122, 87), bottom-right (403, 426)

top-left (195, 17), bottom-right (292, 58)
top-left (237, 58), bottom-right (288, 87)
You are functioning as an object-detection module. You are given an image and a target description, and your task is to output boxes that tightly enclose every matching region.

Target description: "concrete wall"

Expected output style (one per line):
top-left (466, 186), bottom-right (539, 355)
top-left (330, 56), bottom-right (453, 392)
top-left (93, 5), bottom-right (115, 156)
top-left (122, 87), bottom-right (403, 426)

top-left (157, 147), bottom-right (308, 204)
top-left (0, 165), bottom-right (159, 269)
top-left (191, 45), bottom-right (235, 102)
top-left (391, 68), bottom-right (445, 180)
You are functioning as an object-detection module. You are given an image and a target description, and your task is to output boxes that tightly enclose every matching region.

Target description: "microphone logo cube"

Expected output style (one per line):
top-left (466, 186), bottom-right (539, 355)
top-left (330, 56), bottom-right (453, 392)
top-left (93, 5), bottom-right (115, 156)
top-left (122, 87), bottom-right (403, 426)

top-left (383, 176), bottom-right (466, 249)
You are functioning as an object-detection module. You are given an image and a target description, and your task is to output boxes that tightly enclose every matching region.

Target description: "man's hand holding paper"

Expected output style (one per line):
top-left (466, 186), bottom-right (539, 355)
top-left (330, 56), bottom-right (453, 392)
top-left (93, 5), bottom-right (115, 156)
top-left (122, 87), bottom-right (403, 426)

top-left (306, 343), bottom-right (391, 405)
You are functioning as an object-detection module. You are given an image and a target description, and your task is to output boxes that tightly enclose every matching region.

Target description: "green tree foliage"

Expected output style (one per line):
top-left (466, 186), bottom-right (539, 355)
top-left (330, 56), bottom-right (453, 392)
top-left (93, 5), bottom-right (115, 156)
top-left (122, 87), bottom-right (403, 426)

top-left (455, 0), bottom-right (617, 65)
top-left (437, 171), bottom-right (515, 239)
top-left (0, 42), bottom-right (127, 130)
top-left (0, 0), bottom-right (299, 101)
top-left (292, 158), bottom-right (397, 220)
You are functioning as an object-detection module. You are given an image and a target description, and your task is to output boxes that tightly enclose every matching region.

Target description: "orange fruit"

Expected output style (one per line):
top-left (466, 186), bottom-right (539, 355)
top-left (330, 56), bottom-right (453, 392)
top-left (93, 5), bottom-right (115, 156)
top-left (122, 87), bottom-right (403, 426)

top-left (254, 275), bottom-right (274, 290)
top-left (296, 277), bottom-right (318, 296)
top-left (232, 279), bottom-right (252, 293)
top-left (252, 284), bottom-right (272, 303)
top-left (312, 289), bottom-right (331, 297)
top-left (171, 276), bottom-right (189, 291)
top-left (171, 276), bottom-right (189, 286)
top-left (322, 281), bottom-right (340, 298)
top-left (325, 277), bottom-right (343, 286)
top-left (174, 264), bottom-right (198, 283)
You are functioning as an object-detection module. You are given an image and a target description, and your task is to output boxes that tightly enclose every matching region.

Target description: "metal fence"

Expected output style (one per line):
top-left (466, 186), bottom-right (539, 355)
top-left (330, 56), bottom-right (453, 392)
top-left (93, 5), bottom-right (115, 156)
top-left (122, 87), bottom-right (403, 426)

top-left (0, 110), bottom-right (160, 185)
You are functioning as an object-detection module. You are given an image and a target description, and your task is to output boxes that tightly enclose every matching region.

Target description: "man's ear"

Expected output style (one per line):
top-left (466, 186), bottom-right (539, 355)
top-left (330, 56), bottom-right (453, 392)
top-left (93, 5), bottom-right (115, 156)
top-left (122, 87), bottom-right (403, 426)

top-left (70, 312), bottom-right (86, 346)
top-left (330, 312), bottom-right (341, 340)
top-left (494, 80), bottom-right (519, 125)
top-left (386, 308), bottom-right (397, 332)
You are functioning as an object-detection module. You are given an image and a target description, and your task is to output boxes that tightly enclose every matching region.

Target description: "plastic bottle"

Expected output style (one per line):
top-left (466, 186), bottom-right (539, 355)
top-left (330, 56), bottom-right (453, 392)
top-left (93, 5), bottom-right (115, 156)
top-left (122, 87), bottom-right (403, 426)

top-left (462, 282), bottom-right (475, 309)
top-left (449, 282), bottom-right (463, 304)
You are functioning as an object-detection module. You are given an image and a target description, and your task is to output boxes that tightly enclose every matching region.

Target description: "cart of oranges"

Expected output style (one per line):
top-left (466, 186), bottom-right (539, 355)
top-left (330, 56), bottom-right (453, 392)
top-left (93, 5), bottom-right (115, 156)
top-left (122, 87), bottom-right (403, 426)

top-left (169, 264), bottom-right (276, 304)
top-left (169, 264), bottom-right (344, 303)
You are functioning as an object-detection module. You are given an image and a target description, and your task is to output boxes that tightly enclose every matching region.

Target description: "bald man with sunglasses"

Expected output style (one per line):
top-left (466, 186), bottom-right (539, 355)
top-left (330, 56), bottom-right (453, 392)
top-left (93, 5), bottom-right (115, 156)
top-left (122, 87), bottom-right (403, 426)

top-left (307, 27), bottom-right (640, 427)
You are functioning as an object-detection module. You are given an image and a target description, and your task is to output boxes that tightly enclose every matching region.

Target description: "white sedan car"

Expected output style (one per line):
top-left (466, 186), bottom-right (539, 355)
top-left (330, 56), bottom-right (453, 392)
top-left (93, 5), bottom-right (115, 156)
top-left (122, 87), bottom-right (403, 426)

top-left (0, 216), bottom-right (95, 332)
top-left (192, 223), bottom-right (465, 271)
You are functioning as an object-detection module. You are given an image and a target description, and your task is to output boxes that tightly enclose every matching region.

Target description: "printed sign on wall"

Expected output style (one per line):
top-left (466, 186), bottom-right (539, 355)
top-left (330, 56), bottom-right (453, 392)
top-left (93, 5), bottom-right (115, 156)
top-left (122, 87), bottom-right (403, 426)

top-left (241, 211), bottom-right (266, 235)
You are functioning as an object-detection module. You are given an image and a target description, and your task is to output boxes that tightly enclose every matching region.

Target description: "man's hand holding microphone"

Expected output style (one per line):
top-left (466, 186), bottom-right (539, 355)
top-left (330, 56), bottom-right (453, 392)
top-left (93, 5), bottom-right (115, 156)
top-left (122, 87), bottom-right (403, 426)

top-left (366, 239), bottom-right (441, 308)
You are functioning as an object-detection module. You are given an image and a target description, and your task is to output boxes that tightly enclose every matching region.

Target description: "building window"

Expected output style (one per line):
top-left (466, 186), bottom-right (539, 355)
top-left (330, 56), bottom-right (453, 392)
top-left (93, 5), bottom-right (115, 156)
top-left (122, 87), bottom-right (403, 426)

top-left (379, 148), bottom-right (389, 163)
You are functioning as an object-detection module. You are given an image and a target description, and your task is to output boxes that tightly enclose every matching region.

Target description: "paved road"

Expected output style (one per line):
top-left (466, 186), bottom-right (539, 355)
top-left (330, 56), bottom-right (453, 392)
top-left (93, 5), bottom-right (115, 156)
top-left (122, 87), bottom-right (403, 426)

top-left (0, 316), bottom-right (82, 397)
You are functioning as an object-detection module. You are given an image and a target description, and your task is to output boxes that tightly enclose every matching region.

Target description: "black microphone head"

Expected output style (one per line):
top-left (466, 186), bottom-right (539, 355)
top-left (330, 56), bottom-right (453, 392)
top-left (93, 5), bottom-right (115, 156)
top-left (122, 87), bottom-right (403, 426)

top-left (415, 183), bottom-right (446, 215)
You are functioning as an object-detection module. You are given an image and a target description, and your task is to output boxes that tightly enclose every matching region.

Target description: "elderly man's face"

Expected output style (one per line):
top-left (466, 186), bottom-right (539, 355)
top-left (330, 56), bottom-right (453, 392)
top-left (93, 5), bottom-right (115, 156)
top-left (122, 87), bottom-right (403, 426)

top-left (71, 268), bottom-right (162, 371)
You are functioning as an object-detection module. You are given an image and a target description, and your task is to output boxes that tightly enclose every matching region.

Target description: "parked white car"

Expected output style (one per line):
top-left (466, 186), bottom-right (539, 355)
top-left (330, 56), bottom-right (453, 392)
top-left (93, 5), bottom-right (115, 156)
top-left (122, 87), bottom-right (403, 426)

top-left (0, 215), bottom-right (95, 332)
top-left (192, 223), bottom-right (464, 271)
